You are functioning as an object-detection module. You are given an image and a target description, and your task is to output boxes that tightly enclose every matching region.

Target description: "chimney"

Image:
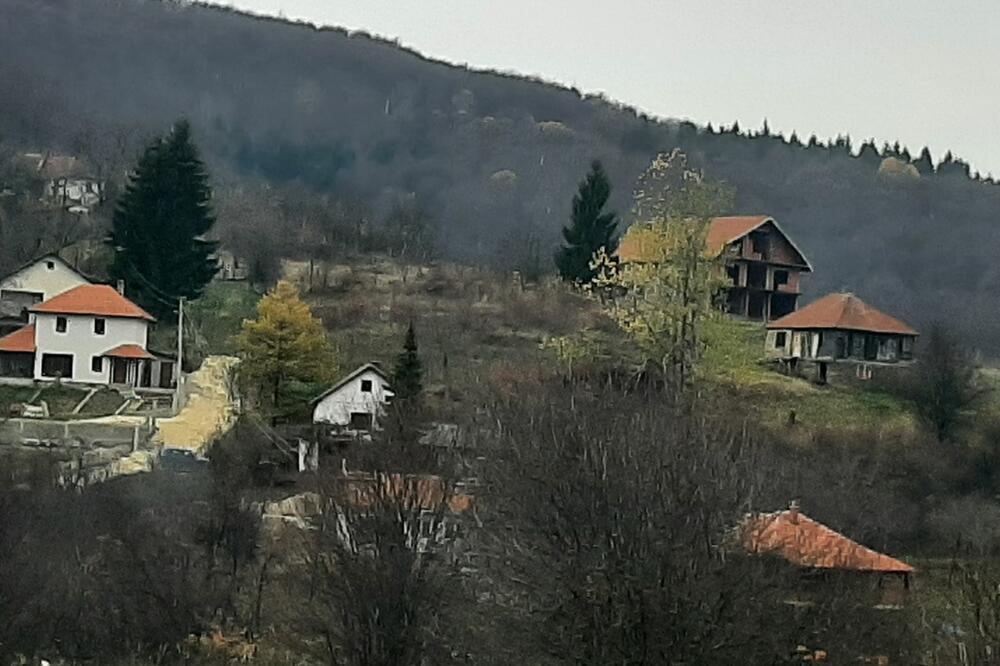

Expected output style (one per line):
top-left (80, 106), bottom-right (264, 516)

top-left (788, 500), bottom-right (800, 524)
top-left (116, 279), bottom-right (125, 295)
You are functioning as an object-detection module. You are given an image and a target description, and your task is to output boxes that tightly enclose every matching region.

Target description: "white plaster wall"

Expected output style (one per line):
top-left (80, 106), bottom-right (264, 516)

top-left (313, 369), bottom-right (393, 427)
top-left (0, 259), bottom-right (89, 302)
top-left (33, 313), bottom-right (148, 383)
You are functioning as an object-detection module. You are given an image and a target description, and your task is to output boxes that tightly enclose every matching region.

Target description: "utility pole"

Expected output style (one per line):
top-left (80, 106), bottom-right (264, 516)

top-left (173, 297), bottom-right (185, 413)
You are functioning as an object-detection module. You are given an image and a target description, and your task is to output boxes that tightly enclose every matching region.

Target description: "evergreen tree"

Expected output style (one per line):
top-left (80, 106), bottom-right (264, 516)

top-left (109, 119), bottom-right (218, 318)
top-left (914, 147), bottom-right (935, 175)
top-left (392, 322), bottom-right (423, 403)
top-left (554, 161), bottom-right (618, 283)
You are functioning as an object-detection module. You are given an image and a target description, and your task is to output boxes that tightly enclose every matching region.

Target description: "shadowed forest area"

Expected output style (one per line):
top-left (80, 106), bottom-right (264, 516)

top-left (3, 0), bottom-right (1000, 351)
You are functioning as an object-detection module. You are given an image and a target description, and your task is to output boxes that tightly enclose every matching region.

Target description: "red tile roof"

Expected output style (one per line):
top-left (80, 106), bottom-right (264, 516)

top-left (102, 344), bottom-right (155, 360)
top-left (30, 285), bottom-right (155, 321)
top-left (618, 215), bottom-right (811, 269)
top-left (0, 324), bottom-right (35, 353)
top-left (705, 215), bottom-right (771, 254)
top-left (740, 507), bottom-right (914, 574)
top-left (767, 292), bottom-right (917, 335)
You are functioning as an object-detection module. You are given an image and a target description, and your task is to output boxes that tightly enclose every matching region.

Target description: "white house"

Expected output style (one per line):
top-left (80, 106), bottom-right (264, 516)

top-left (0, 254), bottom-right (92, 318)
top-left (312, 363), bottom-right (393, 431)
top-left (0, 284), bottom-right (175, 388)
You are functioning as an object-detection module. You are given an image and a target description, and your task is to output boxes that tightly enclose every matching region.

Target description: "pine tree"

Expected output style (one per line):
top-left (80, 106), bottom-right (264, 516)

top-left (554, 161), bottom-right (618, 284)
top-left (914, 147), bottom-right (935, 175)
top-left (109, 119), bottom-right (218, 318)
top-left (392, 322), bottom-right (423, 403)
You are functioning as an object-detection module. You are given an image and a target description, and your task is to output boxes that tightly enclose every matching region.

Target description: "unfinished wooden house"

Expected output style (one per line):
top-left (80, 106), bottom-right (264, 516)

top-left (618, 215), bottom-right (812, 321)
top-left (765, 292), bottom-right (918, 382)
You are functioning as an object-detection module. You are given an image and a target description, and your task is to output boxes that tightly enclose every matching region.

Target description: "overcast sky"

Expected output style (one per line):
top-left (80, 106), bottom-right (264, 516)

top-left (216, 0), bottom-right (1000, 175)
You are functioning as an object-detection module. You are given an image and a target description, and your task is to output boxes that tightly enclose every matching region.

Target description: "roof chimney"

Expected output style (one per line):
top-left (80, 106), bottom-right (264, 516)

top-left (116, 279), bottom-right (125, 295)
top-left (788, 500), bottom-right (800, 524)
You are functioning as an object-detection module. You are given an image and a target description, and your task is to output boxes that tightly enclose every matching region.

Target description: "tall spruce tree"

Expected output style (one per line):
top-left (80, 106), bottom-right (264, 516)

top-left (554, 160), bottom-right (618, 284)
top-left (109, 119), bottom-right (218, 318)
top-left (392, 322), bottom-right (423, 403)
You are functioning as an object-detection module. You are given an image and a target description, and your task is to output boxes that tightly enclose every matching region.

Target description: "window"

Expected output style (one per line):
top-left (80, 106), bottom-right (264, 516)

top-left (41, 353), bottom-right (73, 378)
top-left (55, 316), bottom-right (67, 333)
top-left (349, 412), bottom-right (374, 431)
top-left (94, 318), bottom-right (106, 335)
top-left (91, 356), bottom-right (103, 373)
top-left (773, 270), bottom-right (789, 286)
top-left (774, 331), bottom-right (787, 349)
top-left (46, 260), bottom-right (55, 270)
top-left (361, 379), bottom-right (373, 393)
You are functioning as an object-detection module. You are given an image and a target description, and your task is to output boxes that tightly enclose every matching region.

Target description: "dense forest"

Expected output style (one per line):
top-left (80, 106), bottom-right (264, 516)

top-left (2, 0), bottom-right (1000, 350)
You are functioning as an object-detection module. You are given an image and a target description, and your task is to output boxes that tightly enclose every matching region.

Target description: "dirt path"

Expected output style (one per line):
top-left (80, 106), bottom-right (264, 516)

top-left (155, 355), bottom-right (239, 457)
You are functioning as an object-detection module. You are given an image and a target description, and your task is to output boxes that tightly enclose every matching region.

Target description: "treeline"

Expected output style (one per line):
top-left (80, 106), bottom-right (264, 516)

top-left (3, 0), bottom-right (1000, 349)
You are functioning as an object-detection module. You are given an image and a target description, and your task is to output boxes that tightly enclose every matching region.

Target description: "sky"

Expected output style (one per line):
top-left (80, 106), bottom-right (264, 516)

top-left (215, 0), bottom-right (1000, 175)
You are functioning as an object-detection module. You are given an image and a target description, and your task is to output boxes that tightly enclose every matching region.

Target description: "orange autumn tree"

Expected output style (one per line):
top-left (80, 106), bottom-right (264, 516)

top-left (238, 280), bottom-right (336, 417)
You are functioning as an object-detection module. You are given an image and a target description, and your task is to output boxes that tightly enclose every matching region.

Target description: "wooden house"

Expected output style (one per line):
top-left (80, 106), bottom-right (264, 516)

top-left (618, 215), bottom-right (812, 321)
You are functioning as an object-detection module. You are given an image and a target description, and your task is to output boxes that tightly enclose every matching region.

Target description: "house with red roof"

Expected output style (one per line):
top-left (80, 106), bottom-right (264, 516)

top-left (766, 292), bottom-right (918, 382)
top-left (740, 503), bottom-right (913, 606)
top-left (0, 284), bottom-right (175, 388)
top-left (618, 215), bottom-right (812, 321)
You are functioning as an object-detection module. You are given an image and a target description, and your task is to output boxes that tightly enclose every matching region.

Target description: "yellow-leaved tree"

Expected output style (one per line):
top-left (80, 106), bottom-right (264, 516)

top-left (238, 280), bottom-right (336, 418)
top-left (592, 149), bottom-right (734, 391)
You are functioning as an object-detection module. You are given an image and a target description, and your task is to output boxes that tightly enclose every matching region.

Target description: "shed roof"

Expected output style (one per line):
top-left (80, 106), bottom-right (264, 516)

top-left (30, 284), bottom-right (155, 321)
top-left (740, 506), bottom-right (914, 574)
top-left (767, 292), bottom-right (917, 335)
top-left (0, 324), bottom-right (36, 353)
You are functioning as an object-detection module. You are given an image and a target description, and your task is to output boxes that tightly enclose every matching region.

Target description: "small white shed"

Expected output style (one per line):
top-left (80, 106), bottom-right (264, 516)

top-left (312, 363), bottom-right (394, 431)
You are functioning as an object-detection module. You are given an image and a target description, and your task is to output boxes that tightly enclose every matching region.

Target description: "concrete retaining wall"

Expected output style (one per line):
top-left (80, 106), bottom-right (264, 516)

top-left (0, 418), bottom-right (154, 449)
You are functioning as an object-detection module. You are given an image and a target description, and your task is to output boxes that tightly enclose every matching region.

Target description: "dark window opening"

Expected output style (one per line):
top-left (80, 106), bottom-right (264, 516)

top-left (94, 318), bottom-right (106, 335)
top-left (41, 353), bottom-right (73, 378)
top-left (900, 337), bottom-right (914, 360)
top-left (725, 263), bottom-right (740, 287)
top-left (349, 412), bottom-right (374, 431)
top-left (747, 292), bottom-right (767, 320)
top-left (46, 261), bottom-right (55, 270)
top-left (91, 356), bottom-right (103, 373)
top-left (774, 332), bottom-right (787, 349)
top-left (774, 270), bottom-right (789, 286)
top-left (835, 335), bottom-right (847, 358)
top-left (159, 362), bottom-right (174, 389)
top-left (864, 335), bottom-right (878, 361)
top-left (770, 293), bottom-right (797, 319)
top-left (749, 231), bottom-right (769, 259)
top-left (361, 379), bottom-right (373, 393)
top-left (55, 316), bottom-right (67, 333)
top-left (747, 264), bottom-right (767, 290)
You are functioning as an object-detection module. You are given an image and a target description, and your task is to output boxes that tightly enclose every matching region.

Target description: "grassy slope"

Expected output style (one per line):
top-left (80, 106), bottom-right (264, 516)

top-left (700, 319), bottom-right (916, 436)
top-left (268, 256), bottom-right (919, 434)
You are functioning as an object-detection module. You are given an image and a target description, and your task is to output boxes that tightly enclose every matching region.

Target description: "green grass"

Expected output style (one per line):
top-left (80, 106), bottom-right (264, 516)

top-left (187, 280), bottom-right (260, 355)
top-left (699, 317), bottom-right (915, 435)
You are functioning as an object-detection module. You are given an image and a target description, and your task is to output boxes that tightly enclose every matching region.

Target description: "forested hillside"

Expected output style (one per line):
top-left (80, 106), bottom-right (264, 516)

top-left (3, 0), bottom-right (1000, 349)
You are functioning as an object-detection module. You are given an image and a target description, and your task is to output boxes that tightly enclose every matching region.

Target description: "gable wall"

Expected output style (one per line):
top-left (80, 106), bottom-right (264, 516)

top-left (313, 369), bottom-right (393, 427)
top-left (0, 258), bottom-right (90, 303)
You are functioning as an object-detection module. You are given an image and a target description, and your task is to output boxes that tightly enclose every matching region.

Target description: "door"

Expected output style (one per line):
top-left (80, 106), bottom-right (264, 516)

top-left (112, 358), bottom-right (128, 384)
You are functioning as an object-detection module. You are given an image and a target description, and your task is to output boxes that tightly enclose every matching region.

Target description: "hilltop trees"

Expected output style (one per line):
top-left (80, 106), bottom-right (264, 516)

top-left (238, 280), bottom-right (336, 420)
top-left (555, 161), bottom-right (618, 284)
top-left (109, 120), bottom-right (218, 318)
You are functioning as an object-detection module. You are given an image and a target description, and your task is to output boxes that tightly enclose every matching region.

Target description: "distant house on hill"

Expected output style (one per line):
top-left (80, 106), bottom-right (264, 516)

top-left (17, 152), bottom-right (103, 213)
top-left (312, 363), bottom-right (393, 433)
top-left (739, 502), bottom-right (914, 606)
top-left (215, 249), bottom-right (248, 281)
top-left (0, 254), bottom-right (92, 334)
top-left (765, 292), bottom-right (918, 382)
top-left (618, 215), bottom-right (812, 321)
top-left (0, 284), bottom-right (174, 388)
